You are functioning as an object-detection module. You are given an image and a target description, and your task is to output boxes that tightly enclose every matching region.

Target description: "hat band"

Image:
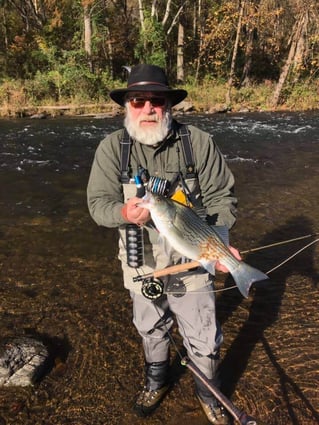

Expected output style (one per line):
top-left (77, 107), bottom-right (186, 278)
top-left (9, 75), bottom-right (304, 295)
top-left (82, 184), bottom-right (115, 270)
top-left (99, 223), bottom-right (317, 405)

top-left (127, 81), bottom-right (169, 89)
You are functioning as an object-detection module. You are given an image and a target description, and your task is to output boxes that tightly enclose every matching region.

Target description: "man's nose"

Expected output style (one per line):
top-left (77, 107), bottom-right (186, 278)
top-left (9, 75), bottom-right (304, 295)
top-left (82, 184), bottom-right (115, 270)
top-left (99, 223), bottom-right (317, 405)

top-left (143, 100), bottom-right (154, 113)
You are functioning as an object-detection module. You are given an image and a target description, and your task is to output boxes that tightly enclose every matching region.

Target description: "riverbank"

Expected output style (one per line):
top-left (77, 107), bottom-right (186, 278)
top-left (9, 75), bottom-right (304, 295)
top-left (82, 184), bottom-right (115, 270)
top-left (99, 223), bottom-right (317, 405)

top-left (1, 80), bottom-right (318, 118)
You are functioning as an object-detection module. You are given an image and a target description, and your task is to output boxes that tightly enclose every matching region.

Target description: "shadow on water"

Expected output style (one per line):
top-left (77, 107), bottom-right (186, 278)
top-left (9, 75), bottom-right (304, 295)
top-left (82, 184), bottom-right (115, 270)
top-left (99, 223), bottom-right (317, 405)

top-left (217, 215), bottom-right (319, 424)
top-left (261, 337), bottom-right (319, 425)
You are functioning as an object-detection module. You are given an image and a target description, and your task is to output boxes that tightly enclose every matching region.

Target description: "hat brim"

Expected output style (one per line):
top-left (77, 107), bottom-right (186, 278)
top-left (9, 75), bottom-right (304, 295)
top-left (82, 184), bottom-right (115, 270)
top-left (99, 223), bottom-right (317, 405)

top-left (110, 86), bottom-right (188, 107)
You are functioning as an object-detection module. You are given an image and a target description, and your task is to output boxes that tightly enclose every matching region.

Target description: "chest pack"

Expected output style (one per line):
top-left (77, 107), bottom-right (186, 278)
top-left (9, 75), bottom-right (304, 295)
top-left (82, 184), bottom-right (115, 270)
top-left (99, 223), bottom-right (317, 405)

top-left (119, 123), bottom-right (196, 184)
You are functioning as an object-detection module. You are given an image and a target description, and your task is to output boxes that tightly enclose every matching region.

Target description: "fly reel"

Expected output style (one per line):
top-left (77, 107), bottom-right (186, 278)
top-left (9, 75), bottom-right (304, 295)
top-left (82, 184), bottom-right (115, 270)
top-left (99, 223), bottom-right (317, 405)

top-left (147, 176), bottom-right (170, 197)
top-left (141, 278), bottom-right (164, 300)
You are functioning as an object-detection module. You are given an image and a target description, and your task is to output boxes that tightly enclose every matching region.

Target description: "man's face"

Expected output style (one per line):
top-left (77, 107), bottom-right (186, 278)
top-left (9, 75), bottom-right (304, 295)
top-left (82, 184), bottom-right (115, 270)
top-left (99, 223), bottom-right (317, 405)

top-left (124, 92), bottom-right (172, 146)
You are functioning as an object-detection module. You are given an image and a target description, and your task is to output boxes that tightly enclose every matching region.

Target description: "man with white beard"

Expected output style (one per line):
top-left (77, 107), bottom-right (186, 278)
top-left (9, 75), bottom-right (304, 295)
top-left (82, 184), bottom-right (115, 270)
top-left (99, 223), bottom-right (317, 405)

top-left (87, 64), bottom-right (239, 424)
top-left (124, 91), bottom-right (172, 147)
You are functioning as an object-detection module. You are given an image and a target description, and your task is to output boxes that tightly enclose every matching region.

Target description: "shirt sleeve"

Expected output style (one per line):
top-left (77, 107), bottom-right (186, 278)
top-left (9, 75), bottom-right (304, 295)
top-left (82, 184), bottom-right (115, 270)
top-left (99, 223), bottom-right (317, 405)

top-left (87, 132), bottom-right (128, 228)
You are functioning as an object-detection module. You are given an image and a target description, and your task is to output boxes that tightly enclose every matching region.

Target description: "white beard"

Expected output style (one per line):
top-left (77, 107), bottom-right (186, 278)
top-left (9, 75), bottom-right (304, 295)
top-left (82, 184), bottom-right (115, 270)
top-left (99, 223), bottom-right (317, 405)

top-left (124, 106), bottom-right (172, 146)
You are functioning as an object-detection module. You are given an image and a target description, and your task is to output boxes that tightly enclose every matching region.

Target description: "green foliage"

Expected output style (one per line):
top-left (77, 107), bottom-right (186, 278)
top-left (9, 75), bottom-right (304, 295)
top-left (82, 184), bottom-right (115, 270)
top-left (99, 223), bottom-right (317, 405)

top-left (198, 1), bottom-right (238, 78)
top-left (1, 0), bottom-right (319, 113)
top-left (0, 79), bottom-right (23, 104)
top-left (285, 82), bottom-right (319, 110)
top-left (134, 11), bottom-right (166, 67)
top-left (18, 45), bottom-right (110, 105)
top-left (232, 83), bottom-right (275, 110)
top-left (23, 71), bottom-right (55, 103)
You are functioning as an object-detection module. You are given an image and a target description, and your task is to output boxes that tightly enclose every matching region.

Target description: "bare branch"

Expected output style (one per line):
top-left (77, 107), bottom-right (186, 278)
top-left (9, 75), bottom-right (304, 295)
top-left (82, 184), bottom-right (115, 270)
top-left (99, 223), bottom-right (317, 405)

top-left (166, 1), bottom-right (187, 35)
top-left (161, 0), bottom-right (172, 26)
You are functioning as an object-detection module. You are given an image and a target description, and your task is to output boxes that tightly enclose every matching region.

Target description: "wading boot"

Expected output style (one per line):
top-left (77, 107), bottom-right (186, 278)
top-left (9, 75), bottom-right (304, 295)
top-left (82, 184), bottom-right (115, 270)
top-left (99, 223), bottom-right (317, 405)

top-left (197, 395), bottom-right (230, 425)
top-left (134, 360), bottom-right (170, 417)
top-left (194, 373), bottom-right (231, 425)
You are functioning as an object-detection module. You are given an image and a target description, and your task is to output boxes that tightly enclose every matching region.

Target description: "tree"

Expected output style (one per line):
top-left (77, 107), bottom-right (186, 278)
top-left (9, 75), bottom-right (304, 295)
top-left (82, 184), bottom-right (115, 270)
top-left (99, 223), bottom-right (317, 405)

top-left (7, 0), bottom-right (47, 31)
top-left (240, 0), bottom-right (260, 86)
top-left (194, 1), bottom-right (239, 81)
top-left (82, 0), bottom-right (93, 72)
top-left (0, 0), bottom-right (9, 76)
top-left (134, 0), bottom-right (187, 76)
top-left (226, 0), bottom-right (245, 105)
top-left (271, 6), bottom-right (309, 107)
top-left (1, 0), bottom-right (319, 101)
top-left (176, 21), bottom-right (184, 82)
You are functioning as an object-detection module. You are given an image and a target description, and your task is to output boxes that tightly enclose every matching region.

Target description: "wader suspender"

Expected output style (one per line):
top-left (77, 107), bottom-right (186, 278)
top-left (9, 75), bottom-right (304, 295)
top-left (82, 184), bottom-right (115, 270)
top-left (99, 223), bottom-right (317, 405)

top-left (178, 125), bottom-right (196, 178)
top-left (120, 129), bottom-right (132, 183)
top-left (119, 124), bottom-right (196, 183)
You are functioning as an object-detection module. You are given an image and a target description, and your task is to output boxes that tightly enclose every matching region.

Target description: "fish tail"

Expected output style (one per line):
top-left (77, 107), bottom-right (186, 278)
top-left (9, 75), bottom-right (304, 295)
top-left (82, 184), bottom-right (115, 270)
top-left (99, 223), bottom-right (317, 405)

top-left (230, 262), bottom-right (269, 298)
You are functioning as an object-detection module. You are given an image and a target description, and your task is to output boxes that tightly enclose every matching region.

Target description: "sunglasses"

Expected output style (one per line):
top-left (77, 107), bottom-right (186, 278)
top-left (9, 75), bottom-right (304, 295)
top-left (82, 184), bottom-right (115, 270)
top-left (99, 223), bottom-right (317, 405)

top-left (129, 97), bottom-right (166, 108)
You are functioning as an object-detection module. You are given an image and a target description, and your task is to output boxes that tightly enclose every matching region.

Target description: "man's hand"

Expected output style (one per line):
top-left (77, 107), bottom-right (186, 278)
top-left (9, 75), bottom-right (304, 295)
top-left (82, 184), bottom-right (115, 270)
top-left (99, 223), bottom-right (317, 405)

top-left (121, 197), bottom-right (150, 226)
top-left (215, 246), bottom-right (241, 273)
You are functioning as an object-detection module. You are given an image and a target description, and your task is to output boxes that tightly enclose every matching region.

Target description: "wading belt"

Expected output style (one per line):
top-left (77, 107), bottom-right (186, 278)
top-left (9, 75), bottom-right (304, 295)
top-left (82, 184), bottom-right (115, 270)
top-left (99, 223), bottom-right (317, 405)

top-left (119, 124), bottom-right (196, 184)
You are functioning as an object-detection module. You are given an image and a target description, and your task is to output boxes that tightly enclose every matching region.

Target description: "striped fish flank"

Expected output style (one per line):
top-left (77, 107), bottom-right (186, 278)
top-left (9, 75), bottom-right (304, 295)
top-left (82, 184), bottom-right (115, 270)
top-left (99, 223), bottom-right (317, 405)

top-left (138, 192), bottom-right (268, 298)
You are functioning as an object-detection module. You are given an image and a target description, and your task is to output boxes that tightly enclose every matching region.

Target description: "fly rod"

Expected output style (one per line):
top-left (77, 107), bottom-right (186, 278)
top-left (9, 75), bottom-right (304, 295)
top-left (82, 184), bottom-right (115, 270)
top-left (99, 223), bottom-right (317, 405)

top-left (181, 357), bottom-right (262, 424)
top-left (133, 233), bottom-right (319, 283)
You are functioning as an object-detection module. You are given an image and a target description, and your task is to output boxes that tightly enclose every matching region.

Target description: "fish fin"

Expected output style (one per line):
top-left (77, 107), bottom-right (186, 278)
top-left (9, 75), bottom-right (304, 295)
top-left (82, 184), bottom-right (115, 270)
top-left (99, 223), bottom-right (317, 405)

top-left (199, 259), bottom-right (217, 275)
top-left (229, 262), bottom-right (269, 298)
top-left (193, 206), bottom-right (207, 220)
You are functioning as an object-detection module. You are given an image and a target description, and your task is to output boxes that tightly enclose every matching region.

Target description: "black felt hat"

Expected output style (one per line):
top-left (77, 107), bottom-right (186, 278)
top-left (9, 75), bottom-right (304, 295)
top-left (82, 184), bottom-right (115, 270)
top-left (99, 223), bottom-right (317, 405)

top-left (109, 64), bottom-right (188, 106)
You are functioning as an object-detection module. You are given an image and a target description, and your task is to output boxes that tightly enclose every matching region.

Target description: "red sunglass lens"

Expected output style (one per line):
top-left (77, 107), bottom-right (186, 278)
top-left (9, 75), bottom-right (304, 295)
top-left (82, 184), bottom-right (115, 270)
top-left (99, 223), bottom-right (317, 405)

top-left (129, 97), bottom-right (166, 108)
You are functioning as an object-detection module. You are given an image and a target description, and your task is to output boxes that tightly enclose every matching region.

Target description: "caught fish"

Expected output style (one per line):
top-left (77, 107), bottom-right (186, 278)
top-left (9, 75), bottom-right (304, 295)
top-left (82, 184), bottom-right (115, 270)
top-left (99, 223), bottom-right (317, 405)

top-left (138, 192), bottom-right (268, 298)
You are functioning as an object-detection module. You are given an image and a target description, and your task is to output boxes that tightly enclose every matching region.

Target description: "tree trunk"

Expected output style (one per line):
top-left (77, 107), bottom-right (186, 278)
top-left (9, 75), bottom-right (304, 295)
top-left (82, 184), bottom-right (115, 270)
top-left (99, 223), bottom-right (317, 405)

top-left (166, 2), bottom-right (185, 35)
top-left (1, 6), bottom-right (9, 74)
top-left (226, 0), bottom-right (245, 106)
top-left (101, 0), bottom-right (113, 78)
top-left (177, 22), bottom-right (184, 82)
top-left (103, 25), bottom-right (114, 79)
top-left (241, 35), bottom-right (253, 86)
top-left (162, 0), bottom-right (172, 26)
top-left (138, 0), bottom-right (144, 31)
top-left (194, 0), bottom-right (202, 83)
top-left (293, 9), bottom-right (309, 80)
top-left (271, 11), bottom-right (308, 107)
top-left (83, 3), bottom-right (93, 73)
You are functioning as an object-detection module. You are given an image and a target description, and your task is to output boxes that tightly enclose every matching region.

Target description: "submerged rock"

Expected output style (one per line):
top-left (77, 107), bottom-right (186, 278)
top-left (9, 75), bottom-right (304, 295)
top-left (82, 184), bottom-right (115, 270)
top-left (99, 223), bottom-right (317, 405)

top-left (0, 337), bottom-right (49, 387)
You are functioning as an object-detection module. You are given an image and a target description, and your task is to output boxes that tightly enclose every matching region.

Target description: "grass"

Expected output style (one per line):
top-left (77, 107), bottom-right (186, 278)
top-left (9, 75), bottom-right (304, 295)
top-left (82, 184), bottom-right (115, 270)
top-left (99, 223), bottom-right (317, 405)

top-left (0, 79), bottom-right (318, 118)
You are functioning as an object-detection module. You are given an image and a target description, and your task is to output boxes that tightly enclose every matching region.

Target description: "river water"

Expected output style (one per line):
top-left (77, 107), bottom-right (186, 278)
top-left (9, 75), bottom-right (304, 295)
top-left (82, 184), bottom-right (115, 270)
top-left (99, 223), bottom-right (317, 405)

top-left (1, 111), bottom-right (319, 221)
top-left (0, 112), bottom-right (318, 425)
